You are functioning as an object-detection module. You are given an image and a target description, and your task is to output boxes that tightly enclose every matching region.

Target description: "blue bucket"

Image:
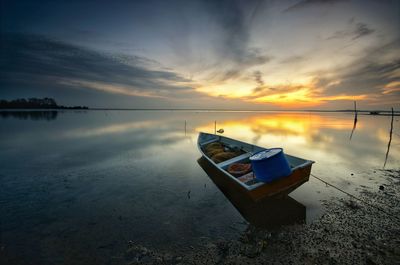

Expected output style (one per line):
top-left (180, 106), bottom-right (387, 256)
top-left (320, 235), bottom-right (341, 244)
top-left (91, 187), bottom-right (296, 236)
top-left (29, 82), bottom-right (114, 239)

top-left (249, 148), bottom-right (292, 183)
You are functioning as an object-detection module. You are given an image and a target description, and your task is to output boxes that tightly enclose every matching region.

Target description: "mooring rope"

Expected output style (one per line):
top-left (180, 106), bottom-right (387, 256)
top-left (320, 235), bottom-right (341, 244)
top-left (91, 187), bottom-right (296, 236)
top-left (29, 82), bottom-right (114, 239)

top-left (310, 173), bottom-right (400, 222)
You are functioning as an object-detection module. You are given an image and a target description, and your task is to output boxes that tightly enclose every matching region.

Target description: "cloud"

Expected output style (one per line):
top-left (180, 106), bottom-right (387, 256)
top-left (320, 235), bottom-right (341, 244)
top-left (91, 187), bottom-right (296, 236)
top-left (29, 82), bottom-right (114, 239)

top-left (253, 70), bottom-right (264, 87)
top-left (352, 23), bottom-right (375, 40)
top-left (201, 0), bottom-right (270, 81)
top-left (321, 59), bottom-right (400, 96)
top-left (250, 84), bottom-right (306, 98)
top-left (306, 39), bottom-right (400, 108)
top-left (58, 80), bottom-right (166, 99)
top-left (0, 33), bottom-right (194, 99)
top-left (0, 32), bottom-right (266, 109)
top-left (280, 56), bottom-right (307, 64)
top-left (242, 40), bottom-right (399, 107)
top-left (283, 0), bottom-right (347, 13)
top-left (204, 0), bottom-right (260, 62)
top-left (327, 22), bottom-right (375, 40)
top-left (382, 81), bottom-right (400, 95)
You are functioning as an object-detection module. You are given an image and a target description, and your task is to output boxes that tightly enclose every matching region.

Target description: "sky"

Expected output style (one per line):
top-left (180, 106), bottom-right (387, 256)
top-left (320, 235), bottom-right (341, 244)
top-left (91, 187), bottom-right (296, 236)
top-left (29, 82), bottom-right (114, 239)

top-left (0, 0), bottom-right (399, 110)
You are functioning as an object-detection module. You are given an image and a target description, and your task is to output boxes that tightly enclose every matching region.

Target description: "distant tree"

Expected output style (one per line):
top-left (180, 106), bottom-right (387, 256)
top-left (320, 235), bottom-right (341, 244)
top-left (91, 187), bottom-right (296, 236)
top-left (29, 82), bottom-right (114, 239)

top-left (0, 97), bottom-right (87, 109)
top-left (44, 98), bottom-right (57, 107)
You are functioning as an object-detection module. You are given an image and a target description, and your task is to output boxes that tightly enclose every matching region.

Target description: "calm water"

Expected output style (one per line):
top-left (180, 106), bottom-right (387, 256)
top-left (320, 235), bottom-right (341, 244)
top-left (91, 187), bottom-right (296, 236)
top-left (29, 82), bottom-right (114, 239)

top-left (0, 110), bottom-right (398, 264)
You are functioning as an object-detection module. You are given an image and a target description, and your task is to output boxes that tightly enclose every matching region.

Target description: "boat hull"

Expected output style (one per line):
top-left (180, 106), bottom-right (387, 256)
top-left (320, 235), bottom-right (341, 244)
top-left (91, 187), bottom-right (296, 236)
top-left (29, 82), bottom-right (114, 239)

top-left (197, 132), bottom-right (313, 202)
top-left (198, 157), bottom-right (306, 227)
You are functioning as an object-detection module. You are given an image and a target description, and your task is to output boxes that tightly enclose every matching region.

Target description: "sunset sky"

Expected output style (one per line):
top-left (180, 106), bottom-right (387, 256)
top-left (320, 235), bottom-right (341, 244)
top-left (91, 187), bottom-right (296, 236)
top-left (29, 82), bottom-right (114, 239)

top-left (1, 0), bottom-right (399, 109)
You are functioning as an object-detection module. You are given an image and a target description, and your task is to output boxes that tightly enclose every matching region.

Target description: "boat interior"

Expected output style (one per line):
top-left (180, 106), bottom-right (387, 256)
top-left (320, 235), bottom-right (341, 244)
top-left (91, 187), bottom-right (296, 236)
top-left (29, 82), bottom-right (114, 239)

top-left (198, 133), bottom-right (313, 190)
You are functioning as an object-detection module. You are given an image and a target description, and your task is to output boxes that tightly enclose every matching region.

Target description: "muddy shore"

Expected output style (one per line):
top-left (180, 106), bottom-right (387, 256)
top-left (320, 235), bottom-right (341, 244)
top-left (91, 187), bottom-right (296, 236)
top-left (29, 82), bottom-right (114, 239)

top-left (122, 169), bottom-right (400, 265)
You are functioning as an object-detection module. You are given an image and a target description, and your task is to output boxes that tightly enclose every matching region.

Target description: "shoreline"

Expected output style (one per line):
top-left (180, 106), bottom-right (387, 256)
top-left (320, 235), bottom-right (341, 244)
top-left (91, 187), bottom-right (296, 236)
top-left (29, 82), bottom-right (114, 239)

top-left (121, 169), bottom-right (400, 265)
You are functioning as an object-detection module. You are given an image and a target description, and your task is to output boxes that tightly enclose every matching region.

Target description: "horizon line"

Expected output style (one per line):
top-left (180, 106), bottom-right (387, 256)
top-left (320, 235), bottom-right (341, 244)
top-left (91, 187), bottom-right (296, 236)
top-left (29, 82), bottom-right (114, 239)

top-left (0, 107), bottom-right (398, 113)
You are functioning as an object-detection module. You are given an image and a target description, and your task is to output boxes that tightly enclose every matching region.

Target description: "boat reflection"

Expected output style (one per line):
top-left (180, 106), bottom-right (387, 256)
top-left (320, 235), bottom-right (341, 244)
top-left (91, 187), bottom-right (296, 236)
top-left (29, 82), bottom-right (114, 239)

top-left (197, 156), bottom-right (305, 229)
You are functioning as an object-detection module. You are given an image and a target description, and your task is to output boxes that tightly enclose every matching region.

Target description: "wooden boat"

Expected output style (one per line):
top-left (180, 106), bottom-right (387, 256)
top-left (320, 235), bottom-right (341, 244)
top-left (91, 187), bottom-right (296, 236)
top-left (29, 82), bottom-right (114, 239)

top-left (198, 157), bottom-right (306, 228)
top-left (197, 132), bottom-right (314, 202)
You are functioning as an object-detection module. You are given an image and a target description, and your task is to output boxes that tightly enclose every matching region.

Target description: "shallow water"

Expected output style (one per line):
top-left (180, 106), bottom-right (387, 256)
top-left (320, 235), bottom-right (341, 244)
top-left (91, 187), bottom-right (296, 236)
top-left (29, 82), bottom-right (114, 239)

top-left (0, 110), bottom-right (398, 264)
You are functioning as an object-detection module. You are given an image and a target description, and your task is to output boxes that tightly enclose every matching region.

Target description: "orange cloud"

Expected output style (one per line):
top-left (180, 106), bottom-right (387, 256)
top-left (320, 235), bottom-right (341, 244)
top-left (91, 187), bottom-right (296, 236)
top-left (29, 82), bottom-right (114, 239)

top-left (197, 79), bottom-right (367, 108)
top-left (382, 81), bottom-right (400, 95)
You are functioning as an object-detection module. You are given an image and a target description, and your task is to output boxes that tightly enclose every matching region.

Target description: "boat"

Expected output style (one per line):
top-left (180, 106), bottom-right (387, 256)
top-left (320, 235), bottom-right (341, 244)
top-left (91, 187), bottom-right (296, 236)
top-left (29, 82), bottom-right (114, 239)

top-left (198, 156), bottom-right (306, 228)
top-left (197, 132), bottom-right (314, 202)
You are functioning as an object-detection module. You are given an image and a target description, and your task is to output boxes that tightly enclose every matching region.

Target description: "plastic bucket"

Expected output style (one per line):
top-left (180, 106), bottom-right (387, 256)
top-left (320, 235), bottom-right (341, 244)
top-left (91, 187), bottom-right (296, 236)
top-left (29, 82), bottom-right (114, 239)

top-left (249, 148), bottom-right (292, 183)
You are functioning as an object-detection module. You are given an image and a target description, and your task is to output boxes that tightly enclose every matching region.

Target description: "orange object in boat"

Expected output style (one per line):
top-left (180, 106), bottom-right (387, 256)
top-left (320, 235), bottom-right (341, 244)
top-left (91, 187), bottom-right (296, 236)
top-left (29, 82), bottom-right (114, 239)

top-left (227, 163), bottom-right (252, 176)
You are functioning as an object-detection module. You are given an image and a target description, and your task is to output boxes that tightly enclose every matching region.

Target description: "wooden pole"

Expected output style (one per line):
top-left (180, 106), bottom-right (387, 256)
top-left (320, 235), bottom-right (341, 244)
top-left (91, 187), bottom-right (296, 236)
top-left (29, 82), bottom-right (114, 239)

top-left (350, 101), bottom-right (358, 140)
top-left (354, 101), bottom-right (358, 121)
top-left (383, 107), bottom-right (394, 168)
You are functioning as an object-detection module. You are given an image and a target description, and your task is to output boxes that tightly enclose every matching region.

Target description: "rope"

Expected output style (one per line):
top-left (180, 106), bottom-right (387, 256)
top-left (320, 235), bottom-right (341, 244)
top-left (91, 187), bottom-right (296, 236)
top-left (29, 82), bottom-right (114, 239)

top-left (310, 173), bottom-right (400, 222)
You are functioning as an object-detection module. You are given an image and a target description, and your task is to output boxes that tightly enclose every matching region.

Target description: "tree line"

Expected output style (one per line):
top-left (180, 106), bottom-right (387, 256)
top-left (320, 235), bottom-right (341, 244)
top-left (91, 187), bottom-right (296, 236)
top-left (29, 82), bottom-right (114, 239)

top-left (0, 98), bottom-right (88, 109)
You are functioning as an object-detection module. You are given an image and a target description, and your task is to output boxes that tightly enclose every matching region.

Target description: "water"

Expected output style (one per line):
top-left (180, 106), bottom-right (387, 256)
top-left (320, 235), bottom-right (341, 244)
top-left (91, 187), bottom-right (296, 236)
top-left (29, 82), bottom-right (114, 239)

top-left (0, 110), bottom-right (398, 264)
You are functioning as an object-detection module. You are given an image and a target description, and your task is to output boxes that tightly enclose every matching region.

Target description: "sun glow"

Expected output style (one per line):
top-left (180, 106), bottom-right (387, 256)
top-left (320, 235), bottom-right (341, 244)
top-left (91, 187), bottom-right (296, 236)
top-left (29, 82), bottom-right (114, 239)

top-left (253, 88), bottom-right (316, 106)
top-left (197, 78), bottom-right (367, 108)
top-left (255, 92), bottom-right (367, 107)
top-left (196, 81), bottom-right (255, 98)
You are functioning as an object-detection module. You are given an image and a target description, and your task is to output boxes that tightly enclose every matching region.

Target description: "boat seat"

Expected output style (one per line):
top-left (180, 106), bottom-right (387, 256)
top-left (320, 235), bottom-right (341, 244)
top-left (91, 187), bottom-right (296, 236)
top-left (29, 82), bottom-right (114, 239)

top-left (217, 153), bottom-right (251, 168)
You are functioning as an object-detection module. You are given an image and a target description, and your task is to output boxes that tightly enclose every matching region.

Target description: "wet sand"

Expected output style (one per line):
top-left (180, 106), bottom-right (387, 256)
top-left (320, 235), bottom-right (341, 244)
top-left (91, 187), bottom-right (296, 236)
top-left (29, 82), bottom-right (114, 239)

top-left (121, 169), bottom-right (400, 265)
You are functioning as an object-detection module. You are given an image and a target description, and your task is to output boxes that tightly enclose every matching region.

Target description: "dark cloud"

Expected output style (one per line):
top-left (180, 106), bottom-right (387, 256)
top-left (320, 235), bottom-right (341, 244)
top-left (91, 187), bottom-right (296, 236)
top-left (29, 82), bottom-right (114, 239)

top-left (314, 40), bottom-right (400, 97)
top-left (252, 86), bottom-right (271, 94)
top-left (327, 22), bottom-right (374, 40)
top-left (214, 52), bottom-right (270, 82)
top-left (0, 33), bottom-right (194, 99)
top-left (204, 0), bottom-right (262, 63)
top-left (283, 0), bottom-right (347, 13)
top-left (352, 23), bottom-right (375, 40)
top-left (202, 0), bottom-right (270, 81)
top-left (321, 60), bottom-right (399, 96)
top-left (253, 70), bottom-right (264, 87)
top-left (0, 32), bottom-right (264, 109)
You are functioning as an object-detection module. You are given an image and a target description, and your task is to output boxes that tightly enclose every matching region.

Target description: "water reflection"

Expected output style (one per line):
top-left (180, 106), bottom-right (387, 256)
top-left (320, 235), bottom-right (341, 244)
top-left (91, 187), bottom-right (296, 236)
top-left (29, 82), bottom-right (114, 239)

top-left (62, 120), bottom-right (159, 138)
top-left (195, 113), bottom-right (358, 149)
top-left (197, 157), bottom-right (305, 228)
top-left (0, 110), bottom-right (398, 264)
top-left (0, 110), bottom-right (58, 120)
top-left (194, 112), bottom-right (398, 170)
